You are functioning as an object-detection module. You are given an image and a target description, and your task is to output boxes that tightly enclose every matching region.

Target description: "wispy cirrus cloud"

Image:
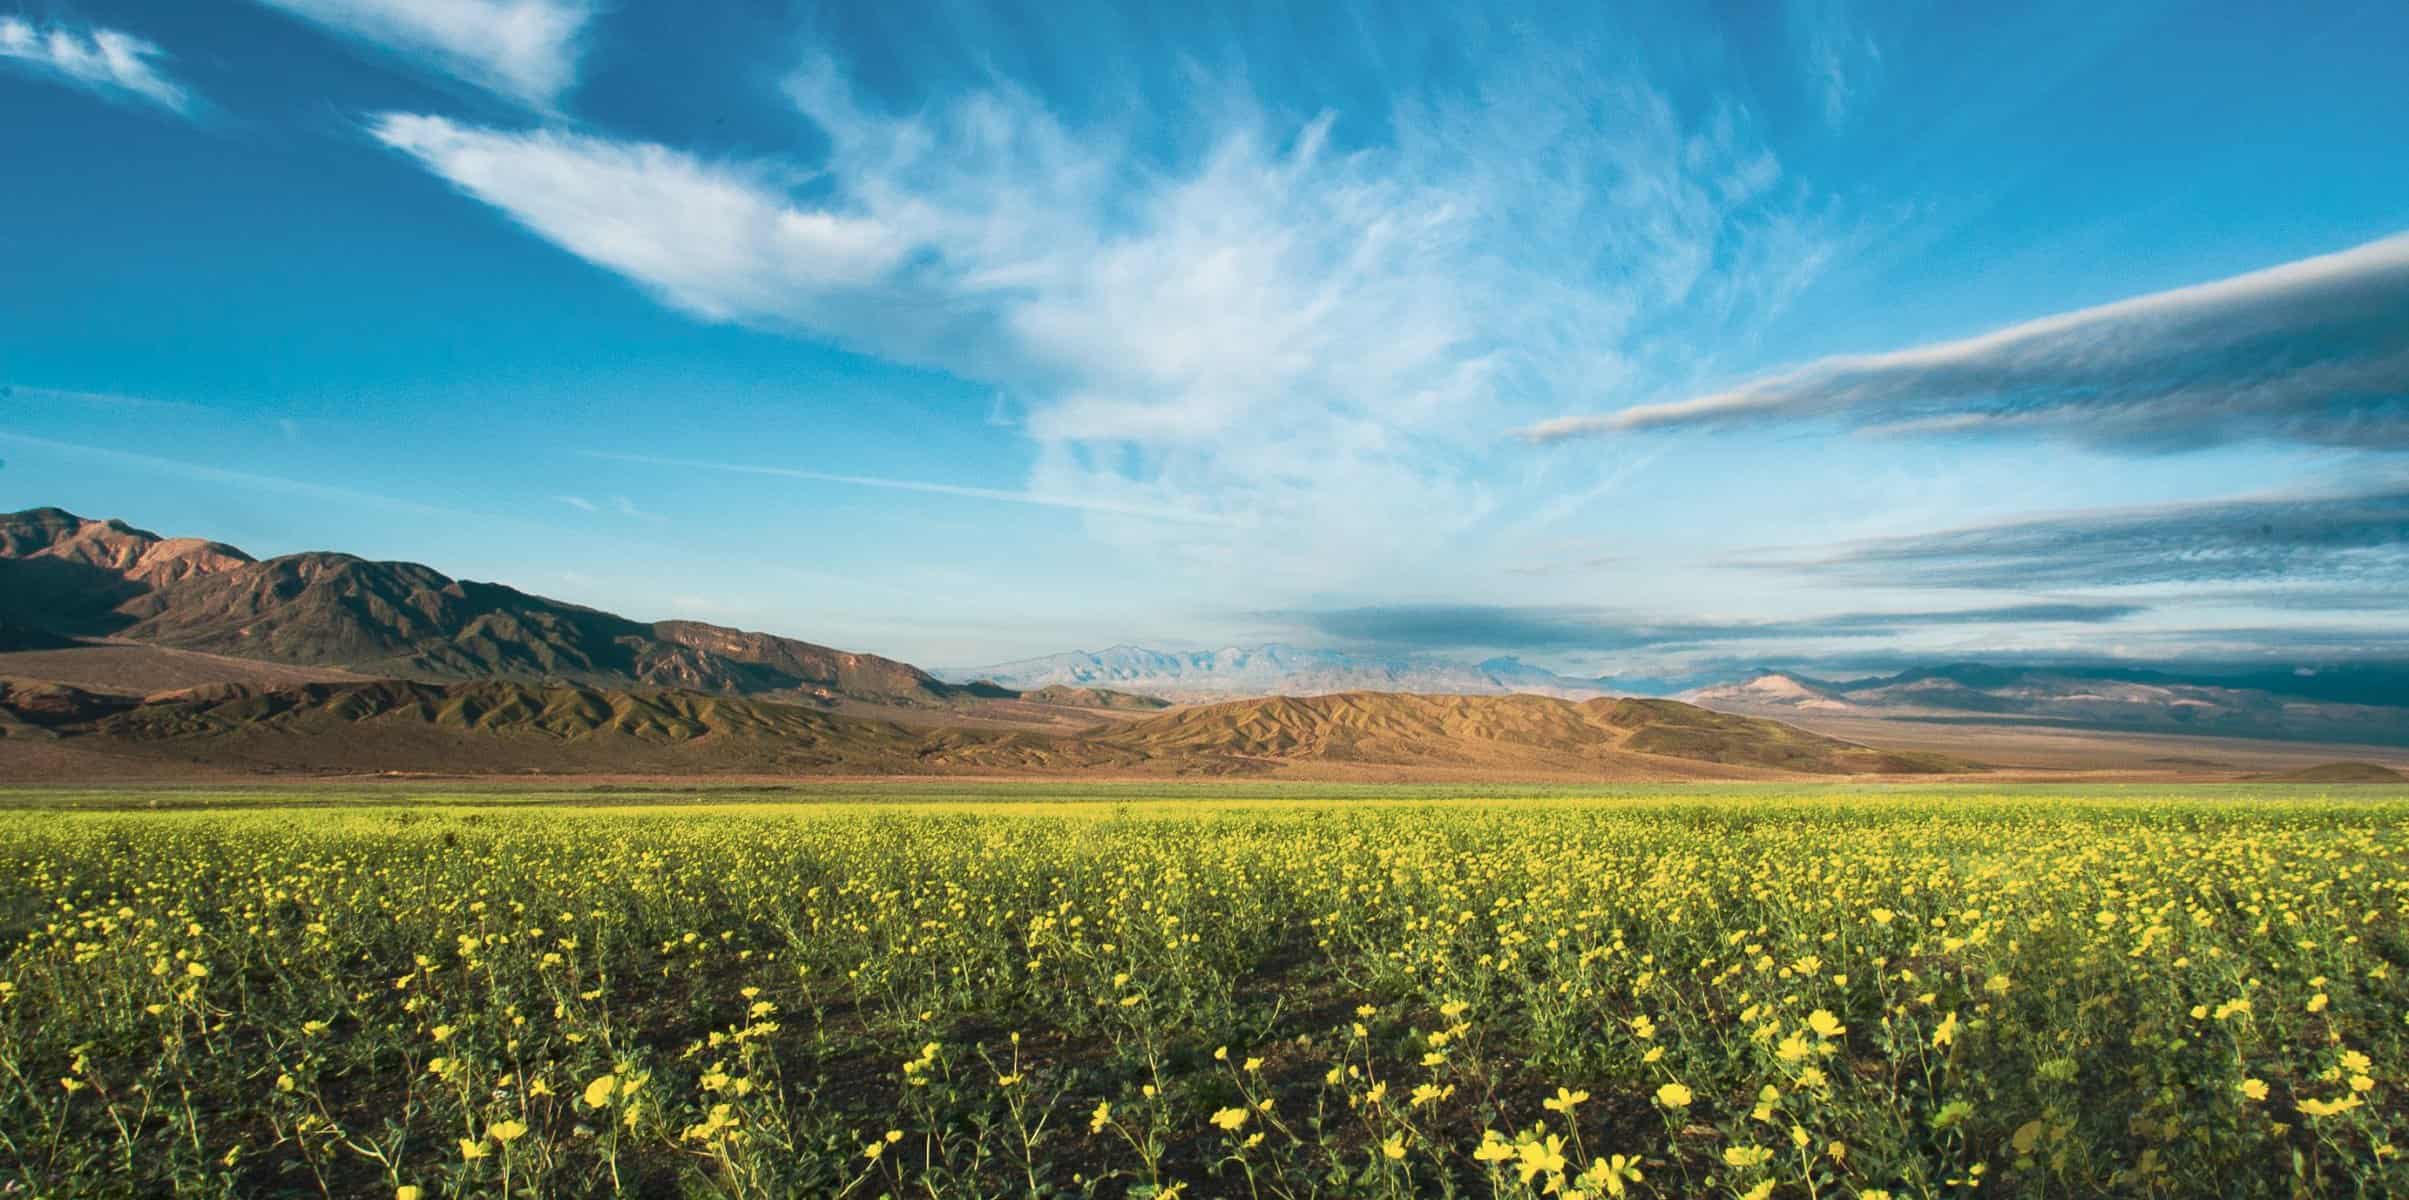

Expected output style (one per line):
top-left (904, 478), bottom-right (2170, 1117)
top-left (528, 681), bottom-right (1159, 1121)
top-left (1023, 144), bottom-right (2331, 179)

top-left (1272, 599), bottom-right (2146, 654)
top-left (1748, 480), bottom-right (2409, 589)
top-left (3, 383), bottom-right (211, 414)
top-left (0, 17), bottom-right (193, 115)
top-left (579, 451), bottom-right (1231, 525)
top-left (0, 431), bottom-right (466, 518)
top-left (1518, 232), bottom-right (2409, 452)
top-left (251, 0), bottom-right (593, 107)
top-left (1787, 0), bottom-right (1882, 126)
top-left (371, 21), bottom-right (1843, 594)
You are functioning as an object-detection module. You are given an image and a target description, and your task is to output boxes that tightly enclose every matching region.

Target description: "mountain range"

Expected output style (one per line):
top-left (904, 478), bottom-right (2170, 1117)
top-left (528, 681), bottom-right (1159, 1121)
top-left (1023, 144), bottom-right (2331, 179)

top-left (0, 507), bottom-right (976, 709)
top-left (939, 644), bottom-right (1634, 699)
top-left (4, 505), bottom-right (2402, 778)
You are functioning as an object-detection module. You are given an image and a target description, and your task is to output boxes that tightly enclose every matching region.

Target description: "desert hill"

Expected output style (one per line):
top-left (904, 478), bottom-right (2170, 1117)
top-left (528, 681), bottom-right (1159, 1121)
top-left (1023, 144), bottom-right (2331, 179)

top-left (0, 681), bottom-right (1975, 781)
top-left (1108, 693), bottom-right (1968, 774)
top-left (0, 508), bottom-right (969, 709)
top-left (1017, 685), bottom-right (1173, 711)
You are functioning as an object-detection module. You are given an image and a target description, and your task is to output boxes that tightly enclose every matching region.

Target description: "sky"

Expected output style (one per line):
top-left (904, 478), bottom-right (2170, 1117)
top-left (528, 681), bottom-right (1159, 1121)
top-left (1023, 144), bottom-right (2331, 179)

top-left (2, 0), bottom-right (2405, 681)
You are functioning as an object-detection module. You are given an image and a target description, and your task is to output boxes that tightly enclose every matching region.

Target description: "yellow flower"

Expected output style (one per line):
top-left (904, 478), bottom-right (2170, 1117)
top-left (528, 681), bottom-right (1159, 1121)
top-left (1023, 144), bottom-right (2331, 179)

top-left (1381, 1134), bottom-right (1406, 1160)
top-left (1724, 1145), bottom-right (1774, 1168)
top-left (2300, 1095), bottom-right (2363, 1117)
top-left (1579, 1153), bottom-right (1644, 1198)
top-left (1544, 1086), bottom-right (1589, 1114)
top-left (459, 1138), bottom-right (488, 1161)
top-left (1932, 1011), bottom-right (1960, 1048)
top-left (1210, 1106), bottom-right (1250, 1132)
top-left (396, 1188), bottom-right (421, 1200)
top-left (1089, 1100), bottom-right (1112, 1132)
top-left (2239, 1078), bottom-right (2269, 1101)
top-left (1515, 1134), bottom-right (1568, 1184)
top-left (583, 1075), bottom-right (616, 1109)
top-left (1655, 1082), bottom-right (1693, 1108)
top-left (488, 1119), bottom-right (526, 1143)
top-left (1808, 1009), bottom-right (1845, 1039)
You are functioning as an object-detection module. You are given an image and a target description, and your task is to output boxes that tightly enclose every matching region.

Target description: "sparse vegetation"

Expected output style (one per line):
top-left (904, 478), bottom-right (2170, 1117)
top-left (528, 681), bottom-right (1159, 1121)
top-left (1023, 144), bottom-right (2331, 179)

top-left (4, 786), bottom-right (2405, 1197)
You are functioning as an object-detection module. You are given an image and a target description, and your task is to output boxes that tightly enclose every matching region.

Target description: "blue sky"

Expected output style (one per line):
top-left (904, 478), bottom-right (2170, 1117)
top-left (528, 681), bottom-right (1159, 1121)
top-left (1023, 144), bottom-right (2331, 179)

top-left (3, 0), bottom-right (2404, 678)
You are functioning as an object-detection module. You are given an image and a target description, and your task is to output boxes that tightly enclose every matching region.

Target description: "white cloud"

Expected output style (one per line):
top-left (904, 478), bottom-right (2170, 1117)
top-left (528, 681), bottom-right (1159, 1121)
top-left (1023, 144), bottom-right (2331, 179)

top-left (1518, 231), bottom-right (2409, 451)
top-left (556, 494), bottom-right (597, 512)
top-left (375, 43), bottom-right (1837, 596)
top-left (0, 17), bottom-right (192, 114)
top-left (373, 115), bottom-right (907, 315)
top-left (251, 0), bottom-right (592, 107)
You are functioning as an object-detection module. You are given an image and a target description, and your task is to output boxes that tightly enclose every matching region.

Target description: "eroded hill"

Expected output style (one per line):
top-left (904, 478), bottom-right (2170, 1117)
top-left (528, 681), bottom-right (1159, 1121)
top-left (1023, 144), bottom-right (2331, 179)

top-left (0, 681), bottom-right (1976, 780)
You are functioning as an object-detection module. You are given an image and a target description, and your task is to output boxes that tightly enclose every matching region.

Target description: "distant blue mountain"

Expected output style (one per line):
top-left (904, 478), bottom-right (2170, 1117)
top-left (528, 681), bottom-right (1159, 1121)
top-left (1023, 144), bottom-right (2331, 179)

top-left (937, 643), bottom-right (1638, 700)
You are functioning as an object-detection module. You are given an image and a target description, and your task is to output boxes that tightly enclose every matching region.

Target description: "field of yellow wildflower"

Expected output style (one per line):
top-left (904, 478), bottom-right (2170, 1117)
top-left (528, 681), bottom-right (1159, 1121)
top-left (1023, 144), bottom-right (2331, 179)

top-left (2, 786), bottom-right (2404, 1197)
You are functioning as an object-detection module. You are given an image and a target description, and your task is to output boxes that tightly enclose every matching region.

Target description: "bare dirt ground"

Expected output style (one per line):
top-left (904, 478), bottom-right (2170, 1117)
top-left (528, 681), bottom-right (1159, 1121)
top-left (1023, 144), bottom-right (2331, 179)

top-left (1763, 712), bottom-right (2409, 776)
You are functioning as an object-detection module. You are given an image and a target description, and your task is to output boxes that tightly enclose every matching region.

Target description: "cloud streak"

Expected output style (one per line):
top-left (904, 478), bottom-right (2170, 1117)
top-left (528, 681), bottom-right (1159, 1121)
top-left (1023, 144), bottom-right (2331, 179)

top-left (1518, 232), bottom-right (2409, 452)
top-left (1274, 600), bottom-right (2146, 654)
top-left (0, 17), bottom-right (193, 114)
top-left (252, 0), bottom-right (593, 107)
top-left (0, 431), bottom-right (468, 518)
top-left (580, 451), bottom-right (1232, 525)
top-left (1751, 480), bottom-right (2409, 588)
